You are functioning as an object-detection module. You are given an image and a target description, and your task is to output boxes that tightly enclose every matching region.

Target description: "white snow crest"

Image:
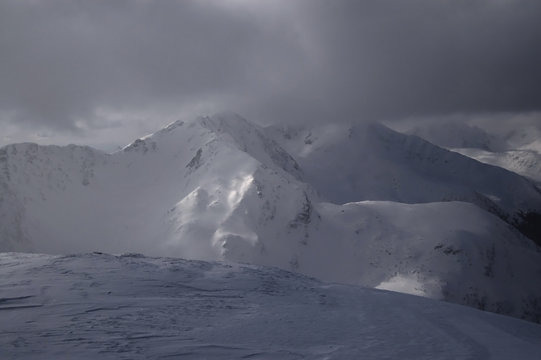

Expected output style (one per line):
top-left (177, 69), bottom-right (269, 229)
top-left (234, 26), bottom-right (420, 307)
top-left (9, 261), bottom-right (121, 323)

top-left (376, 273), bottom-right (445, 299)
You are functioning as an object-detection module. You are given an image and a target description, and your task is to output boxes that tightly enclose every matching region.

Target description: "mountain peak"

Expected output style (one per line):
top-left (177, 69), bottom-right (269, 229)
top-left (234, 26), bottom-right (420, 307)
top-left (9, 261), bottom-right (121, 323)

top-left (2, 113), bottom-right (541, 323)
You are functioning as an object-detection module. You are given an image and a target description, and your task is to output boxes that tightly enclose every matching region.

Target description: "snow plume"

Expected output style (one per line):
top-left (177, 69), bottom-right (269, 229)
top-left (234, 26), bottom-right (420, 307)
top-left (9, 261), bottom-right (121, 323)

top-left (376, 274), bottom-right (445, 299)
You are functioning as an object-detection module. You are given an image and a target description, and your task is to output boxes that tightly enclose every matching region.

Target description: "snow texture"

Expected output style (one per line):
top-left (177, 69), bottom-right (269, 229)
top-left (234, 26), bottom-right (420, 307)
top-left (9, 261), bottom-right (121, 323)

top-left (1, 252), bottom-right (541, 359)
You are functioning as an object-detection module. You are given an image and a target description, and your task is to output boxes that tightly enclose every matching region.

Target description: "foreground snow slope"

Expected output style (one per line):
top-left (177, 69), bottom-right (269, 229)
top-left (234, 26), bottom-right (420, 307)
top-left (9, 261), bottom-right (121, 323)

top-left (1, 253), bottom-right (541, 360)
top-left (1, 113), bottom-right (541, 322)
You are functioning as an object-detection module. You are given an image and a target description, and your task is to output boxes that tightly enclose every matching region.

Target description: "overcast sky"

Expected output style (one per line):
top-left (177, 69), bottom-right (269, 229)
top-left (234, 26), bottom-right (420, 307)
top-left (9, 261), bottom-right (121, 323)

top-left (1, 0), bottom-right (540, 150)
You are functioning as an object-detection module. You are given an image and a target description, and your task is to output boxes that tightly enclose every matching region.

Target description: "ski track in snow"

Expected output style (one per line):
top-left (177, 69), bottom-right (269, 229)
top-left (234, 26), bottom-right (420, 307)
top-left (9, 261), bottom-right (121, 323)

top-left (1, 253), bottom-right (541, 359)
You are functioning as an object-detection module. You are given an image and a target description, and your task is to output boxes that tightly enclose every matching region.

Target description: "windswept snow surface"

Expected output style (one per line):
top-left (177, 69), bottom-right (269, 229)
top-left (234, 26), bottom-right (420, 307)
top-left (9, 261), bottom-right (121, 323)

top-left (1, 253), bottom-right (541, 360)
top-left (1, 113), bottom-right (541, 322)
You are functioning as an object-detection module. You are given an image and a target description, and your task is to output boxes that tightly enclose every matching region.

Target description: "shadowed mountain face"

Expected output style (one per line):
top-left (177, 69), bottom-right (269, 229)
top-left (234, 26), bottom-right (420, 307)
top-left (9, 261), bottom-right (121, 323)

top-left (386, 120), bottom-right (541, 246)
top-left (515, 212), bottom-right (541, 248)
top-left (265, 121), bottom-right (541, 245)
top-left (1, 112), bottom-right (541, 322)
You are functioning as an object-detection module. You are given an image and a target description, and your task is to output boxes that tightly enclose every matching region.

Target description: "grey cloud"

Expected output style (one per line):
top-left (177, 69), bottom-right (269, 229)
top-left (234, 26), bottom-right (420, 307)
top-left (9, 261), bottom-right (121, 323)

top-left (1, 0), bottom-right (540, 142)
top-left (296, 0), bottom-right (541, 121)
top-left (0, 0), bottom-right (306, 129)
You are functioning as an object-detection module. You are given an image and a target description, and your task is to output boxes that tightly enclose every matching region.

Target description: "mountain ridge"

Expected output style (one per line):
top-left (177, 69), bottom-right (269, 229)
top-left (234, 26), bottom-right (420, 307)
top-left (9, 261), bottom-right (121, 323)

top-left (1, 112), bottom-right (541, 322)
top-left (264, 120), bottom-right (541, 245)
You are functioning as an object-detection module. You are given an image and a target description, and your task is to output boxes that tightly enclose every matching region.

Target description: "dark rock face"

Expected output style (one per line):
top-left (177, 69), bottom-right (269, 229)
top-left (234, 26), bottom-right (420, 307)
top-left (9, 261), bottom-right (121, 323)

top-left (515, 211), bottom-right (541, 248)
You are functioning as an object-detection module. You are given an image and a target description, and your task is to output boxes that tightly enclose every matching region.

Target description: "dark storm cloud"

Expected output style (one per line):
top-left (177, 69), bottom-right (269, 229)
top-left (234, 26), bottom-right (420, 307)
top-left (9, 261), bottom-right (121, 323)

top-left (0, 0), bottom-right (307, 129)
top-left (302, 0), bottom-right (541, 121)
top-left (1, 0), bottom-right (540, 135)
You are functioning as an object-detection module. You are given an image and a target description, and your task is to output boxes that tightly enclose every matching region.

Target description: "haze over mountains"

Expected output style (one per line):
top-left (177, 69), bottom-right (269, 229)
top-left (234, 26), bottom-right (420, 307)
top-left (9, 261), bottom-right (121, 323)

top-left (1, 112), bottom-right (541, 323)
top-left (398, 120), bottom-right (541, 185)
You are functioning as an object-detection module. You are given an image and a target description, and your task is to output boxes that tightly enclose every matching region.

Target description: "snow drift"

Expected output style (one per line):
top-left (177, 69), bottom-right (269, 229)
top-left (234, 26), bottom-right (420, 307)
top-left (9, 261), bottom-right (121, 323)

top-left (1, 252), bottom-right (541, 359)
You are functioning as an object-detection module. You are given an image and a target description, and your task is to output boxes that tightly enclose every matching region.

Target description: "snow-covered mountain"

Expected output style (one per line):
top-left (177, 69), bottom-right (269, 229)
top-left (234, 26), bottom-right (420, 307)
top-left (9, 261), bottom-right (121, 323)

top-left (395, 120), bottom-right (541, 184)
top-left (404, 121), bottom-right (507, 151)
top-left (0, 113), bottom-right (306, 257)
top-left (452, 148), bottom-right (541, 184)
top-left (265, 122), bottom-right (541, 244)
top-left (387, 120), bottom-right (541, 244)
top-left (2, 252), bottom-right (541, 359)
top-left (1, 112), bottom-right (541, 322)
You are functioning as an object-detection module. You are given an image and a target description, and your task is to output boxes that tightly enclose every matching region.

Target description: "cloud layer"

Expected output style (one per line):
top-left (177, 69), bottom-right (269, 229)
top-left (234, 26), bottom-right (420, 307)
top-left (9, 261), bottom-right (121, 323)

top-left (1, 0), bottom-right (540, 148)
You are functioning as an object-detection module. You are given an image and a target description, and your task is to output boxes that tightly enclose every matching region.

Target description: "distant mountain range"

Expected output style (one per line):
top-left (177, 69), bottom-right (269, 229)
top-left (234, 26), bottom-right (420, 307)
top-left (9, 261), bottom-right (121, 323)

top-left (404, 120), bottom-right (541, 184)
top-left (1, 112), bottom-right (541, 322)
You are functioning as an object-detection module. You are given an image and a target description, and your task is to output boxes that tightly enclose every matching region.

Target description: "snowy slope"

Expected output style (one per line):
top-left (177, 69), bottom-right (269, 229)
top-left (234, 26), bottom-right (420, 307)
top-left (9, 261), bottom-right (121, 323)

top-left (264, 122), bottom-right (541, 242)
top-left (500, 122), bottom-right (541, 154)
top-left (401, 121), bottom-right (507, 152)
top-left (1, 113), bottom-right (541, 322)
top-left (0, 144), bottom-right (109, 252)
top-left (1, 252), bottom-right (541, 360)
top-left (0, 113), bottom-right (307, 257)
top-left (382, 120), bottom-right (541, 242)
top-left (391, 120), bottom-right (541, 183)
top-left (452, 148), bottom-right (541, 184)
top-left (298, 201), bottom-right (541, 322)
